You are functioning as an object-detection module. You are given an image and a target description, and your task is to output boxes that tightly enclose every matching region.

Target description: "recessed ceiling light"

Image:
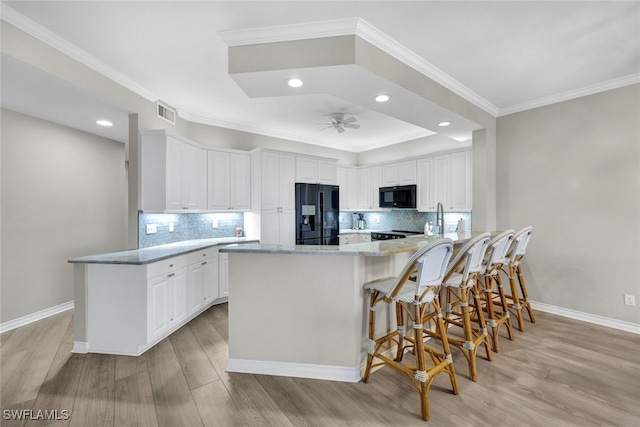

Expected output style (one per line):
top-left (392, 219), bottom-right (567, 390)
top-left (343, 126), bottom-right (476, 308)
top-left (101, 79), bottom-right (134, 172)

top-left (287, 78), bottom-right (304, 88)
top-left (438, 121), bottom-right (451, 127)
top-left (96, 120), bottom-right (113, 127)
top-left (375, 94), bottom-right (391, 103)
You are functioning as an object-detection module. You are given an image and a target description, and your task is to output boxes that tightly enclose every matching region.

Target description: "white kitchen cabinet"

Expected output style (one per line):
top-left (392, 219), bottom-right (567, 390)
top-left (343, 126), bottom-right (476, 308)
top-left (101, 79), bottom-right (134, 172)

top-left (337, 167), bottom-right (347, 209)
top-left (187, 248), bottom-right (220, 315)
top-left (381, 160), bottom-right (416, 186)
top-left (261, 151), bottom-right (295, 211)
top-left (337, 166), bottom-right (360, 210)
top-left (207, 150), bottom-right (251, 211)
top-left (147, 264), bottom-right (188, 342)
top-left (142, 131), bottom-right (207, 211)
top-left (416, 150), bottom-right (471, 212)
top-left (359, 165), bottom-right (381, 210)
top-left (339, 232), bottom-right (371, 245)
top-left (450, 150), bottom-right (472, 211)
top-left (295, 156), bottom-right (337, 184)
top-left (219, 252), bottom-right (229, 298)
top-left (260, 209), bottom-right (295, 245)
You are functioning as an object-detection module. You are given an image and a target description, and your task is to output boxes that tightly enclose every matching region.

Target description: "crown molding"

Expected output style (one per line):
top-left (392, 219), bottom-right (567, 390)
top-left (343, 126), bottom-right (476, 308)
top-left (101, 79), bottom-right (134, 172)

top-left (179, 110), bottom-right (432, 153)
top-left (219, 17), bottom-right (500, 117)
top-left (1, 5), bottom-right (159, 102)
top-left (498, 73), bottom-right (640, 117)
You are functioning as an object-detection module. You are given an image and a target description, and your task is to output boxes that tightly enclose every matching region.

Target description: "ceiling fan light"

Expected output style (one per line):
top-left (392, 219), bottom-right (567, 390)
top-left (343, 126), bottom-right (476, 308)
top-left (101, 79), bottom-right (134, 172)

top-left (287, 78), bottom-right (304, 88)
top-left (438, 121), bottom-right (451, 127)
top-left (375, 94), bottom-right (391, 103)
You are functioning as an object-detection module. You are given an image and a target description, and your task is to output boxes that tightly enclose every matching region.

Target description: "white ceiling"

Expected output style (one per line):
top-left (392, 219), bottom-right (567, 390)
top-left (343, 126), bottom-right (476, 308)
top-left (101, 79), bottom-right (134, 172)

top-left (2, 1), bottom-right (639, 151)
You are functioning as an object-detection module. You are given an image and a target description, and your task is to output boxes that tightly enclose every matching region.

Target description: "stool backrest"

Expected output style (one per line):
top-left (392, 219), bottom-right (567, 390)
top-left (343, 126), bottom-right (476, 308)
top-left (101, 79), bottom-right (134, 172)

top-left (508, 226), bottom-right (533, 265)
top-left (446, 232), bottom-right (492, 283)
top-left (386, 238), bottom-right (453, 301)
top-left (484, 230), bottom-right (515, 274)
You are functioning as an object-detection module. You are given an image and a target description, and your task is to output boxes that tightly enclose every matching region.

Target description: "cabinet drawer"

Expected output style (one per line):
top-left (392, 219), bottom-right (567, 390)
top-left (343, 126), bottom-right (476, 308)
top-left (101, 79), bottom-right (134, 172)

top-left (187, 247), bottom-right (218, 265)
top-left (147, 255), bottom-right (188, 279)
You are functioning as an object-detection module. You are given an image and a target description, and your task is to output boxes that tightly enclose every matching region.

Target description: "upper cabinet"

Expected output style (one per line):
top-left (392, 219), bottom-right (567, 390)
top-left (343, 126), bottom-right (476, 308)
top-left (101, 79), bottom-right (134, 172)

top-left (359, 165), bottom-right (381, 210)
top-left (416, 150), bottom-right (471, 212)
top-left (381, 160), bottom-right (416, 186)
top-left (295, 156), bottom-right (337, 184)
top-left (261, 151), bottom-right (296, 211)
top-left (142, 131), bottom-right (207, 211)
top-left (207, 150), bottom-right (251, 211)
top-left (336, 166), bottom-right (361, 211)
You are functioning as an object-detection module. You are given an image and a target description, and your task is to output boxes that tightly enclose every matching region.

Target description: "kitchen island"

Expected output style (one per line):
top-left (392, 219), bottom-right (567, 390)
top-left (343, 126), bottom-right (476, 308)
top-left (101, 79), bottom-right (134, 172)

top-left (220, 230), bottom-right (492, 382)
top-left (69, 237), bottom-right (257, 356)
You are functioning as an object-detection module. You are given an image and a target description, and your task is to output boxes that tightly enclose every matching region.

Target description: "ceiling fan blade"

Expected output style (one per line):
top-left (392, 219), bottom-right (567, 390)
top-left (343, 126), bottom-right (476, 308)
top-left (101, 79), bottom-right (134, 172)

top-left (342, 117), bottom-right (357, 124)
top-left (318, 125), bottom-right (334, 132)
top-left (343, 123), bottom-right (360, 129)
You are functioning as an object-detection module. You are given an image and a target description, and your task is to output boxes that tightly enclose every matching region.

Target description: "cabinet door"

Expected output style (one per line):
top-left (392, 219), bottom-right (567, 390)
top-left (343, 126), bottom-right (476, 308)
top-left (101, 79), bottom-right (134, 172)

top-left (183, 144), bottom-right (207, 210)
top-left (278, 154), bottom-right (296, 210)
top-left (207, 151), bottom-right (230, 210)
top-left (336, 167), bottom-right (347, 210)
top-left (261, 152), bottom-right (280, 210)
top-left (165, 137), bottom-right (184, 210)
top-left (381, 163), bottom-right (398, 186)
top-left (230, 153), bottom-right (251, 210)
top-left (170, 268), bottom-right (188, 325)
top-left (398, 160), bottom-right (417, 185)
top-left (417, 157), bottom-right (437, 211)
top-left (261, 210), bottom-right (281, 245)
top-left (434, 155), bottom-right (451, 210)
top-left (219, 252), bottom-right (229, 298)
top-left (295, 157), bottom-right (318, 183)
top-left (279, 210), bottom-right (296, 246)
top-left (369, 166), bottom-right (381, 209)
top-left (202, 255), bottom-right (219, 303)
top-left (450, 151), bottom-right (472, 211)
top-left (346, 167), bottom-right (359, 210)
top-left (187, 263), bottom-right (204, 315)
top-left (318, 160), bottom-right (337, 184)
top-left (147, 275), bottom-right (170, 341)
top-left (359, 167), bottom-right (372, 209)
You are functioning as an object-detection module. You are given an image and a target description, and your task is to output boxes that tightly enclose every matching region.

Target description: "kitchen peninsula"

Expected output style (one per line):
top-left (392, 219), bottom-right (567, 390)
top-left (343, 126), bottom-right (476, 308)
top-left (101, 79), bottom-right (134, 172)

top-left (220, 230), bottom-right (492, 383)
top-left (69, 237), bottom-right (257, 356)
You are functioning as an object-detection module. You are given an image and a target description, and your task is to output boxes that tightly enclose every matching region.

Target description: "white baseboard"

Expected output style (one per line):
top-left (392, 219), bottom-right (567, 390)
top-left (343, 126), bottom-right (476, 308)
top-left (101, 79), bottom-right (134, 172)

top-left (71, 341), bottom-right (89, 354)
top-left (0, 301), bottom-right (74, 334)
top-left (228, 358), bottom-right (362, 383)
top-left (531, 301), bottom-right (640, 335)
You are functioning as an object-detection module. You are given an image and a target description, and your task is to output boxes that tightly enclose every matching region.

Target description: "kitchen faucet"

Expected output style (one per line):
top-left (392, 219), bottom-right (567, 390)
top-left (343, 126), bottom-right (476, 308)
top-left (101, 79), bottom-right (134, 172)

top-left (436, 202), bottom-right (444, 235)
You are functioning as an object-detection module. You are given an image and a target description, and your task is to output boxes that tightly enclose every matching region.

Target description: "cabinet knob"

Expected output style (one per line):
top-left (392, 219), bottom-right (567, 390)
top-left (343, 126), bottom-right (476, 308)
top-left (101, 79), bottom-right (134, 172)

top-left (169, 264), bottom-right (174, 267)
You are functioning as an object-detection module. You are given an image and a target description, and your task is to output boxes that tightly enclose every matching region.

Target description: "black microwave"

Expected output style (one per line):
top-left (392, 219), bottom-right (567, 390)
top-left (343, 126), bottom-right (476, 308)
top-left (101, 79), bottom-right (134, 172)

top-left (379, 185), bottom-right (417, 209)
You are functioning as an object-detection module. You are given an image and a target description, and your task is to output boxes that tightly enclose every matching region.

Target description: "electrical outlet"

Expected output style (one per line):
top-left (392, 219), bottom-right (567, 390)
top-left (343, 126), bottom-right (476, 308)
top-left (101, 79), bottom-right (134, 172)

top-left (146, 224), bottom-right (157, 234)
top-left (211, 218), bottom-right (218, 228)
top-left (169, 222), bottom-right (174, 232)
top-left (624, 294), bottom-right (636, 306)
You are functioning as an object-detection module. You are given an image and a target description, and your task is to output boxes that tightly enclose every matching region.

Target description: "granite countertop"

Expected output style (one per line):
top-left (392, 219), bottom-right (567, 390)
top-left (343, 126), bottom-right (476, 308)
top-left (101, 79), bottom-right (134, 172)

top-left (221, 231), bottom-right (495, 257)
top-left (69, 237), bottom-right (259, 265)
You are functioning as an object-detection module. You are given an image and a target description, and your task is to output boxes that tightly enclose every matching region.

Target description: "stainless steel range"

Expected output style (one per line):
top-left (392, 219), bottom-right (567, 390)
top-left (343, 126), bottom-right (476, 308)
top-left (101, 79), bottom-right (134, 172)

top-left (370, 230), bottom-right (422, 241)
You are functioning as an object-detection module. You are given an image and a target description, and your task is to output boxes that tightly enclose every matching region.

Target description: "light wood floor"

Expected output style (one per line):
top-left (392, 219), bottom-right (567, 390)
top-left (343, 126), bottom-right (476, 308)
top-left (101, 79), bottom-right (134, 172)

top-left (1, 304), bottom-right (639, 426)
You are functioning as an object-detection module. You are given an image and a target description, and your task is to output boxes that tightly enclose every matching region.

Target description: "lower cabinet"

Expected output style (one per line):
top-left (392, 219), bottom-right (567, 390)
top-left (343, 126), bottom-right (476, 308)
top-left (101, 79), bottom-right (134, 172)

top-left (339, 233), bottom-right (371, 245)
top-left (219, 252), bottom-right (229, 298)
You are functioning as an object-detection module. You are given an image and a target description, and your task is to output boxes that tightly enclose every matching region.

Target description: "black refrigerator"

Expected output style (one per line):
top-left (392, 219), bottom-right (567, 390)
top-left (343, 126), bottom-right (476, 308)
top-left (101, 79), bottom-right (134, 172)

top-left (295, 183), bottom-right (340, 245)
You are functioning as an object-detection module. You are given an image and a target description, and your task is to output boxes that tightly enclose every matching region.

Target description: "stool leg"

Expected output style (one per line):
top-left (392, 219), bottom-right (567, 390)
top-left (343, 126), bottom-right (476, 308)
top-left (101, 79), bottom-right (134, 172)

top-left (517, 265), bottom-right (536, 323)
top-left (483, 275), bottom-right (500, 352)
top-left (508, 264), bottom-right (526, 332)
top-left (413, 302), bottom-right (430, 421)
top-left (433, 297), bottom-right (459, 395)
top-left (363, 291), bottom-right (377, 383)
top-left (395, 301), bottom-right (405, 362)
top-left (495, 274), bottom-right (515, 342)
top-left (472, 284), bottom-right (493, 363)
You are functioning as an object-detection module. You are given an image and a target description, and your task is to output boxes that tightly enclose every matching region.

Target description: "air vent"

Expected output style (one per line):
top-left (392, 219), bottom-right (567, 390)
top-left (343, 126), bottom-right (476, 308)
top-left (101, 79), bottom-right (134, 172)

top-left (157, 102), bottom-right (176, 125)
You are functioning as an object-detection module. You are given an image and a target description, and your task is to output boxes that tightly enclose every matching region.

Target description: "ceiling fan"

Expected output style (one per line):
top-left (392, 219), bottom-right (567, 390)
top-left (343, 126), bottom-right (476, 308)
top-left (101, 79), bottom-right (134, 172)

top-left (317, 113), bottom-right (360, 133)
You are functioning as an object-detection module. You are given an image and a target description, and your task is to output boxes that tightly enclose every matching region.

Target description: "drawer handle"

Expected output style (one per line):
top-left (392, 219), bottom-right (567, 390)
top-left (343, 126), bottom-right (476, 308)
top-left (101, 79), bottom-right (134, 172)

top-left (167, 273), bottom-right (175, 278)
top-left (202, 261), bottom-right (207, 265)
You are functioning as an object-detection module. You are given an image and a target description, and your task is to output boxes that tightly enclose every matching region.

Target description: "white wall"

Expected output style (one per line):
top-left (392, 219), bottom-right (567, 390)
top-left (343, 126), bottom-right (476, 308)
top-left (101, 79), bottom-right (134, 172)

top-left (496, 84), bottom-right (640, 324)
top-left (1, 109), bottom-right (127, 323)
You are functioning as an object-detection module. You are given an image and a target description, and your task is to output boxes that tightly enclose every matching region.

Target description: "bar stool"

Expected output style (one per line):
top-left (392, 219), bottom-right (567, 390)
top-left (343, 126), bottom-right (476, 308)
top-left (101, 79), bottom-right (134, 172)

top-left (362, 239), bottom-right (458, 421)
top-left (500, 226), bottom-right (536, 332)
top-left (425, 232), bottom-right (493, 382)
top-left (480, 230), bottom-right (515, 352)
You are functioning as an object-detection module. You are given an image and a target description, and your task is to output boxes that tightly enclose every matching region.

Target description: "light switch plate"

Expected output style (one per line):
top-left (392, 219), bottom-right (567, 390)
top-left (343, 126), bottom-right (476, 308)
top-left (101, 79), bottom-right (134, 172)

top-left (146, 224), bottom-right (157, 234)
top-left (212, 219), bottom-right (218, 228)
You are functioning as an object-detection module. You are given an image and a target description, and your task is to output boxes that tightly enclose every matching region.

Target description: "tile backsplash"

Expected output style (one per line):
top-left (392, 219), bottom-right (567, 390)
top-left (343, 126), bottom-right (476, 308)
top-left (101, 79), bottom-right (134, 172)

top-left (339, 210), bottom-right (471, 234)
top-left (139, 212), bottom-right (244, 248)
